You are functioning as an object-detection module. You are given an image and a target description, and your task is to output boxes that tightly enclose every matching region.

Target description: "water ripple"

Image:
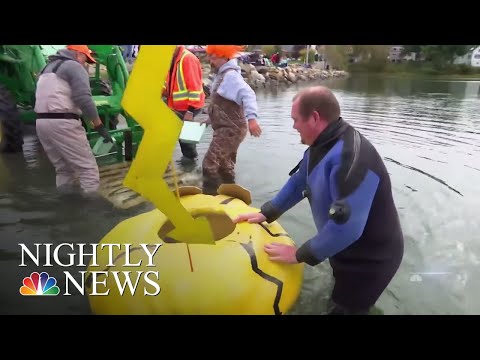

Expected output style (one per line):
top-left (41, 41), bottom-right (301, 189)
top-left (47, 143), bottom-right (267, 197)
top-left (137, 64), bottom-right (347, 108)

top-left (384, 157), bottom-right (463, 196)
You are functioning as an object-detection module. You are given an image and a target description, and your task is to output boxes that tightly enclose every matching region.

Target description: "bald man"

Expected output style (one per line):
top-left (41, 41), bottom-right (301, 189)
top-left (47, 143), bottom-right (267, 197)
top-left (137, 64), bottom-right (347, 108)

top-left (234, 86), bottom-right (404, 315)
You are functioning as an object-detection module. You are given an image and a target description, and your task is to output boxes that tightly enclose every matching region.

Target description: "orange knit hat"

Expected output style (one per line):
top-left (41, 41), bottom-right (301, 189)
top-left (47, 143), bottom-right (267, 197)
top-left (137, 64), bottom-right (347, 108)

top-left (205, 45), bottom-right (245, 59)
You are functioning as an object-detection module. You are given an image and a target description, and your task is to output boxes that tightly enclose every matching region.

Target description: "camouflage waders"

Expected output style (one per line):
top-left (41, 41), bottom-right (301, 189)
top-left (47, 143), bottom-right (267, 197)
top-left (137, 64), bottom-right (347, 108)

top-left (202, 69), bottom-right (248, 195)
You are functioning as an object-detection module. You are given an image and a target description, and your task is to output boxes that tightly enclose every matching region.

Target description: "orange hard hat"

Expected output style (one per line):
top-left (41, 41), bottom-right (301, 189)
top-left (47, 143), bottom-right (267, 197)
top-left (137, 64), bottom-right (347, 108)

top-left (66, 45), bottom-right (96, 64)
top-left (205, 45), bottom-right (245, 59)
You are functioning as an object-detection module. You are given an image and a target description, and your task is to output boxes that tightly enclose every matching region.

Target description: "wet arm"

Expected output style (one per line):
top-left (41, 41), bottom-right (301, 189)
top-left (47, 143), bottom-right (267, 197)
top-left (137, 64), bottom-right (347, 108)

top-left (261, 156), bottom-right (308, 223)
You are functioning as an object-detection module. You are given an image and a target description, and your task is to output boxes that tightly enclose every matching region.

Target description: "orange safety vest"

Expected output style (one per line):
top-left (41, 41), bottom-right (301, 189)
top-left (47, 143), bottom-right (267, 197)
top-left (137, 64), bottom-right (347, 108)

top-left (163, 46), bottom-right (205, 112)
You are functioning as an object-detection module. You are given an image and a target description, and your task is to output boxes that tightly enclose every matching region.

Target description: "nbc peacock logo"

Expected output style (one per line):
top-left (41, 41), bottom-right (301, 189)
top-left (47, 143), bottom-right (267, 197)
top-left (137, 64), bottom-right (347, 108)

top-left (20, 272), bottom-right (60, 296)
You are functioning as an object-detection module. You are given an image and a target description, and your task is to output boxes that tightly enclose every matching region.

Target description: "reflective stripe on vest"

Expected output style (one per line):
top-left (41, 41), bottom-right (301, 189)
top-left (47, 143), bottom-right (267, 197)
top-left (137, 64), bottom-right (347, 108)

top-left (172, 51), bottom-right (202, 102)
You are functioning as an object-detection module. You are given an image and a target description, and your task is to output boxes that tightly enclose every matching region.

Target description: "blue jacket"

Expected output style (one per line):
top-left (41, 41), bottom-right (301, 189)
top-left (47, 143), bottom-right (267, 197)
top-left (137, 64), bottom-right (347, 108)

top-left (261, 118), bottom-right (404, 271)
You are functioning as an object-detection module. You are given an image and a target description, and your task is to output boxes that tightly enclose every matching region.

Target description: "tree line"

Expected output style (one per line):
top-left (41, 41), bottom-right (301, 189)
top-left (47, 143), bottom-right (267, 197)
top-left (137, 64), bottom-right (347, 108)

top-left (322, 45), bottom-right (477, 71)
top-left (245, 45), bottom-right (478, 72)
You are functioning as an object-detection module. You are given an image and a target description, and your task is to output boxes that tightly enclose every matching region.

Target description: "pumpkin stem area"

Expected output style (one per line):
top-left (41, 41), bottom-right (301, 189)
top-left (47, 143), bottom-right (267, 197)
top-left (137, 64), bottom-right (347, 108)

top-left (159, 211), bottom-right (236, 243)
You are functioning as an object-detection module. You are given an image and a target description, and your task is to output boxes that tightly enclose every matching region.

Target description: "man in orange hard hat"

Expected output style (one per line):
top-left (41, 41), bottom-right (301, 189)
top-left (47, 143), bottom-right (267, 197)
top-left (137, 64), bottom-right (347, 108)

top-left (65, 45), bottom-right (97, 64)
top-left (34, 45), bottom-right (112, 194)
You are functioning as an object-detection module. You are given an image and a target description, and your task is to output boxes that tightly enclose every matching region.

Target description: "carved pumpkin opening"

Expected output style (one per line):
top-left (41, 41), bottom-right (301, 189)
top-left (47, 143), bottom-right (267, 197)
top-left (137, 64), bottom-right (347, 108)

top-left (158, 210), bottom-right (236, 243)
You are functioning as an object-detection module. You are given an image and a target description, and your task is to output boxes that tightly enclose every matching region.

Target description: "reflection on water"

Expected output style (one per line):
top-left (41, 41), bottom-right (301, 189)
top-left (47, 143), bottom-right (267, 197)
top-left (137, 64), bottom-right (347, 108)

top-left (1, 75), bottom-right (479, 314)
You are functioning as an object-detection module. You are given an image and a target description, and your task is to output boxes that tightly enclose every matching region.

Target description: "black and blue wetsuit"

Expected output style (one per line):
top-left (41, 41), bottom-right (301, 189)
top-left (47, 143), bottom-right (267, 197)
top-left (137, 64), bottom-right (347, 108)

top-left (261, 118), bottom-right (404, 312)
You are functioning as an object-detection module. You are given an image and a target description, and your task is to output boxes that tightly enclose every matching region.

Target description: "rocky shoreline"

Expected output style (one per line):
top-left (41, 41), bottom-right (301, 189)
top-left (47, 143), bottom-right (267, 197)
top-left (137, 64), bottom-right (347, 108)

top-left (201, 62), bottom-right (349, 93)
top-left (122, 58), bottom-right (349, 94)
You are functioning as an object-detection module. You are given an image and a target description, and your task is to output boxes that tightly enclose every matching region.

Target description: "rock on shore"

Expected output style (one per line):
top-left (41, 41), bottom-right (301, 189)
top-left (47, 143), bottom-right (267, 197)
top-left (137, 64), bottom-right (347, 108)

top-left (202, 62), bottom-right (349, 93)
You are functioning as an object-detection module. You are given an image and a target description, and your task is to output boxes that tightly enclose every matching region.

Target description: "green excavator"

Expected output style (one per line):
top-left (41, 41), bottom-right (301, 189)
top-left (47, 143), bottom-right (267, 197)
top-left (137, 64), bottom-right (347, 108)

top-left (0, 45), bottom-right (143, 161)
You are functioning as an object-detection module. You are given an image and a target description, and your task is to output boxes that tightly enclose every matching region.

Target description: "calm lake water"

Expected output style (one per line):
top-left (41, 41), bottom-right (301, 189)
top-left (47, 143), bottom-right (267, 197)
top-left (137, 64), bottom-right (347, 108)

top-left (1, 74), bottom-right (479, 315)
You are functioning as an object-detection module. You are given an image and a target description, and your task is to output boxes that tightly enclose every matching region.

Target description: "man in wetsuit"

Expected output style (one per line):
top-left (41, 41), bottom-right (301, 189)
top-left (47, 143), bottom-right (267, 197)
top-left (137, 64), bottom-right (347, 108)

top-left (234, 86), bottom-right (404, 315)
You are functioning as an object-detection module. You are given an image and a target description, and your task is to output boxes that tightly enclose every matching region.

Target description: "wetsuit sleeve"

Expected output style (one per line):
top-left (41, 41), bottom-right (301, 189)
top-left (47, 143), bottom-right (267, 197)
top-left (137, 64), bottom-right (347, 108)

top-left (260, 155), bottom-right (308, 223)
top-left (295, 164), bottom-right (380, 266)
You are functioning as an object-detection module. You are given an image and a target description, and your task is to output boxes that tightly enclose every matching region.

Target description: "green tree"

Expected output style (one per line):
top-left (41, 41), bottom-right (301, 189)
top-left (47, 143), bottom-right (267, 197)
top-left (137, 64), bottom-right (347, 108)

top-left (351, 45), bottom-right (390, 71)
top-left (402, 45), bottom-right (422, 55)
top-left (261, 45), bottom-right (276, 57)
top-left (402, 45), bottom-right (472, 67)
top-left (292, 45), bottom-right (308, 58)
top-left (299, 48), bottom-right (316, 63)
top-left (324, 45), bottom-right (349, 69)
top-left (420, 45), bottom-right (472, 68)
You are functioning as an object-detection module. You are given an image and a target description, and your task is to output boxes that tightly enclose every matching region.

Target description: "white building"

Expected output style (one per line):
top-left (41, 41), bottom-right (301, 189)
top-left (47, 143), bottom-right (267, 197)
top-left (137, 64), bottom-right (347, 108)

top-left (453, 46), bottom-right (480, 67)
top-left (471, 46), bottom-right (480, 67)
